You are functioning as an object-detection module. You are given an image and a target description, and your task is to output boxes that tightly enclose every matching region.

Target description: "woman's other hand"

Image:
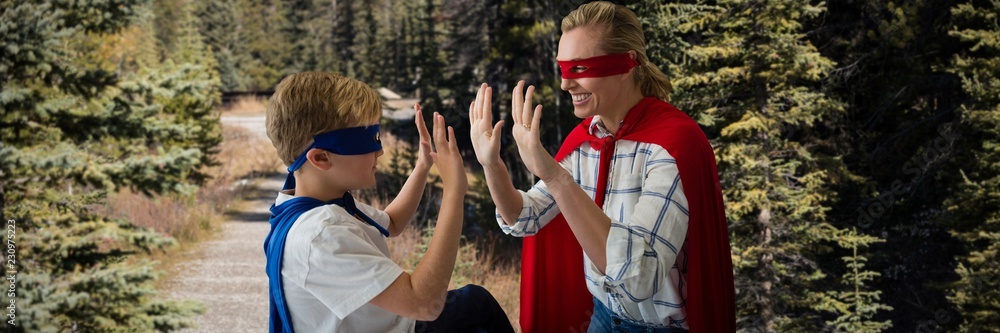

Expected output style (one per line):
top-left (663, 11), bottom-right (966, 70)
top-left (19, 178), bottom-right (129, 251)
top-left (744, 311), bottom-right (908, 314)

top-left (469, 83), bottom-right (504, 167)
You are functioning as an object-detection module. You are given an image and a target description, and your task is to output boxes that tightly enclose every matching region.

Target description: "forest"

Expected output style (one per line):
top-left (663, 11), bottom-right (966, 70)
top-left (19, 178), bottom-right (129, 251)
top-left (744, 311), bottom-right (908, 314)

top-left (1, 0), bottom-right (998, 331)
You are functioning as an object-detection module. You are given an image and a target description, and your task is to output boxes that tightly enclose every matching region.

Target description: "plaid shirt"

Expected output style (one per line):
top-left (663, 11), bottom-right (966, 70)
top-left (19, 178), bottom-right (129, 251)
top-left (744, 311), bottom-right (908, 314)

top-left (498, 116), bottom-right (690, 329)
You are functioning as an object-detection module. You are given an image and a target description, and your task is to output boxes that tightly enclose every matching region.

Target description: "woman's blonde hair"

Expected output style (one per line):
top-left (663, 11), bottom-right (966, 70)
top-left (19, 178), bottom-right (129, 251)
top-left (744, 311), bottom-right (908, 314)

top-left (265, 72), bottom-right (382, 166)
top-left (562, 1), bottom-right (672, 101)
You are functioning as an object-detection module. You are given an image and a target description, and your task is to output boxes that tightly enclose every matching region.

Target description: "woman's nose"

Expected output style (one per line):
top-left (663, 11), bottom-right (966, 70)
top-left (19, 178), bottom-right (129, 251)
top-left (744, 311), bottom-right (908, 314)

top-left (560, 77), bottom-right (574, 91)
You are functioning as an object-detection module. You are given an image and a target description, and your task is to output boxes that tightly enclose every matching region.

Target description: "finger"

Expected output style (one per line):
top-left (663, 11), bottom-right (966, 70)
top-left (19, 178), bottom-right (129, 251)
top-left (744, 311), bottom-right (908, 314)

top-left (511, 81), bottom-right (523, 125)
top-left (415, 105), bottom-right (430, 141)
top-left (469, 100), bottom-right (475, 125)
top-left (492, 120), bottom-right (504, 141)
top-left (484, 86), bottom-right (493, 125)
top-left (523, 85), bottom-right (535, 129)
top-left (473, 84), bottom-right (484, 123)
top-left (448, 126), bottom-right (459, 150)
top-left (432, 112), bottom-right (445, 150)
top-left (531, 105), bottom-right (543, 133)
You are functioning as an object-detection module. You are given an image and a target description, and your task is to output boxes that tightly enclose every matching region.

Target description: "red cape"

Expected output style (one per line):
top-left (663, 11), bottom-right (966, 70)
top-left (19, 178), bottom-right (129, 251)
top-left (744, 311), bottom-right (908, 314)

top-left (519, 97), bottom-right (735, 332)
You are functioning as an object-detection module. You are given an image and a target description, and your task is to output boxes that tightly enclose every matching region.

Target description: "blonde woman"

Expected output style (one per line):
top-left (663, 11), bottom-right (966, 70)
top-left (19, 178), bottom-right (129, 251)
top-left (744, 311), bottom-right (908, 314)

top-left (469, 2), bottom-right (735, 332)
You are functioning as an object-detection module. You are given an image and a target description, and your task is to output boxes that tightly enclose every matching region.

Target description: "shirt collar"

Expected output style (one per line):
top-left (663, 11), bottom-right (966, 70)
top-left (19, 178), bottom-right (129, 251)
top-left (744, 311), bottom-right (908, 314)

top-left (588, 116), bottom-right (617, 139)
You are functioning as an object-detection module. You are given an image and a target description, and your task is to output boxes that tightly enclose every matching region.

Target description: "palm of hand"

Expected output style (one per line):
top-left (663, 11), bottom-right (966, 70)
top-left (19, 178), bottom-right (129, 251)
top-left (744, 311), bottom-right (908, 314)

top-left (510, 82), bottom-right (558, 181)
top-left (469, 83), bottom-right (503, 166)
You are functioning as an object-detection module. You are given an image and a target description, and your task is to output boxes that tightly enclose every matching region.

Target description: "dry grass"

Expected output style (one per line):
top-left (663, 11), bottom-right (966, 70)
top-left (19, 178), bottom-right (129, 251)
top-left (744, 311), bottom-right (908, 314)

top-left (220, 95), bottom-right (268, 116)
top-left (374, 129), bottom-right (521, 331)
top-left (386, 226), bottom-right (522, 332)
top-left (102, 189), bottom-right (221, 242)
top-left (207, 124), bottom-right (284, 182)
top-left (103, 125), bottom-right (282, 244)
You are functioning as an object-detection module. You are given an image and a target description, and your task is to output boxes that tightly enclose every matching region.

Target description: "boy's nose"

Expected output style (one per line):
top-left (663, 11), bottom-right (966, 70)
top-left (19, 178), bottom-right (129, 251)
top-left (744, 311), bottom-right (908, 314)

top-left (376, 148), bottom-right (384, 158)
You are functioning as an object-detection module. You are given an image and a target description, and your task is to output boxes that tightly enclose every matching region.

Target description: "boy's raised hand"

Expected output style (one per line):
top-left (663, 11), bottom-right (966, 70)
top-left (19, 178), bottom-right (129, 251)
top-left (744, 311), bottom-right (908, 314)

top-left (414, 103), bottom-right (433, 171)
top-left (431, 112), bottom-right (468, 193)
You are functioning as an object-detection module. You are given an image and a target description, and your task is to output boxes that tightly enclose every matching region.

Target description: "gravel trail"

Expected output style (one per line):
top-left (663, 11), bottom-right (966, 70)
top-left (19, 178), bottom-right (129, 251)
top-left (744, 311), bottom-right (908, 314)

top-left (162, 115), bottom-right (277, 332)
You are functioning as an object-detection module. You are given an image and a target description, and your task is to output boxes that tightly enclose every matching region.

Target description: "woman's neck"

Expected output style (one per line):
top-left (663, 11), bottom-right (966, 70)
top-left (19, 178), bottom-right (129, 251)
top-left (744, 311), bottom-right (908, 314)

top-left (601, 89), bottom-right (646, 134)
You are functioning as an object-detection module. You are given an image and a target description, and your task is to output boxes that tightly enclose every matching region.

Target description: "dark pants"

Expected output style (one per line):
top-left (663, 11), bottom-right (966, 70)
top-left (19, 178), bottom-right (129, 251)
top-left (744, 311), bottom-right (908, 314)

top-left (588, 297), bottom-right (688, 333)
top-left (415, 284), bottom-right (515, 333)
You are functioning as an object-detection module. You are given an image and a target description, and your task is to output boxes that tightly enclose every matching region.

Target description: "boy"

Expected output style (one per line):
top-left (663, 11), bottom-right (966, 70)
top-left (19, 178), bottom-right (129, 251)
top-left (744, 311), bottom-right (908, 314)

top-left (263, 72), bottom-right (513, 332)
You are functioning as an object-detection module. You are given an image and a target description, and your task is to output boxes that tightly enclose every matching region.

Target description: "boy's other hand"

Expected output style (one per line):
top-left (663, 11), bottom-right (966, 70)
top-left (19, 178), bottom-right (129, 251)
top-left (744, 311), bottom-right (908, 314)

top-left (414, 103), bottom-right (433, 171)
top-left (431, 112), bottom-right (468, 194)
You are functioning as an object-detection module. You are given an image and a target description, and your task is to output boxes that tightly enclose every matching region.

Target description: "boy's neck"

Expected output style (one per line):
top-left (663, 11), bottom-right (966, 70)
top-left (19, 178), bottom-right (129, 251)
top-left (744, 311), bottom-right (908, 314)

top-left (294, 188), bottom-right (346, 203)
top-left (293, 174), bottom-right (347, 202)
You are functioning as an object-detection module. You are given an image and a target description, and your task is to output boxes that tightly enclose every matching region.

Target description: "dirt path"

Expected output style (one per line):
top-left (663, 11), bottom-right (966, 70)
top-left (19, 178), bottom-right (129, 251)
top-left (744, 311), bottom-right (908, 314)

top-left (162, 115), bottom-right (277, 332)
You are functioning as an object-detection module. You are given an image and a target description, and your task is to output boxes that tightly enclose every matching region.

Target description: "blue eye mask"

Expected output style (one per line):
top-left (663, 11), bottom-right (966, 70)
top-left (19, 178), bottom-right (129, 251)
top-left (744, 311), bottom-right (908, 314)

top-left (282, 124), bottom-right (382, 191)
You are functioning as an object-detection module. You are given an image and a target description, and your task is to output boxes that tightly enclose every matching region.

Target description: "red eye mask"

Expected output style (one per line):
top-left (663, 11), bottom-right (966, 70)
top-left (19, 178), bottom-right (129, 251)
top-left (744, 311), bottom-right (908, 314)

top-left (558, 52), bottom-right (639, 79)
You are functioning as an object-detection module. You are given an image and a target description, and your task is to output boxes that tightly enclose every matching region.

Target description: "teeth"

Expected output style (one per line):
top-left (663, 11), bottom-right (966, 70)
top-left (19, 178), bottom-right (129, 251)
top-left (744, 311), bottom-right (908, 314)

top-left (572, 93), bottom-right (591, 102)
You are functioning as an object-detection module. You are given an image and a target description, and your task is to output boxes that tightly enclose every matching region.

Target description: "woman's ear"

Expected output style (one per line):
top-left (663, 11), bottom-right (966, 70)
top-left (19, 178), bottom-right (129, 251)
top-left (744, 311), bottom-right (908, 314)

top-left (623, 50), bottom-right (639, 81)
top-left (305, 149), bottom-right (333, 171)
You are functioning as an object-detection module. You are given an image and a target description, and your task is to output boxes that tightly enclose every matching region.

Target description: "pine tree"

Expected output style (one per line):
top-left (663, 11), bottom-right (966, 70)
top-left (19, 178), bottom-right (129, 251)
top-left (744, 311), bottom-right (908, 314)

top-left (242, 0), bottom-right (293, 89)
top-left (813, 0), bottom-right (980, 329)
top-left (1, 0), bottom-right (216, 330)
top-left (815, 228), bottom-right (893, 332)
top-left (152, 0), bottom-right (183, 59)
top-left (353, 0), bottom-right (385, 84)
top-left (637, 1), bottom-right (847, 330)
top-left (167, 0), bottom-right (223, 185)
top-left (332, 0), bottom-right (357, 76)
top-left (415, 0), bottom-right (445, 111)
top-left (197, 0), bottom-right (253, 91)
top-left (945, 1), bottom-right (1000, 331)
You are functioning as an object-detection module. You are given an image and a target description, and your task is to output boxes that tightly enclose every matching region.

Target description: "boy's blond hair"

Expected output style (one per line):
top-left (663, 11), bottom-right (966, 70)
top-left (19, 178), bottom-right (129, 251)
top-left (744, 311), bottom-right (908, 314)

top-left (266, 72), bottom-right (382, 166)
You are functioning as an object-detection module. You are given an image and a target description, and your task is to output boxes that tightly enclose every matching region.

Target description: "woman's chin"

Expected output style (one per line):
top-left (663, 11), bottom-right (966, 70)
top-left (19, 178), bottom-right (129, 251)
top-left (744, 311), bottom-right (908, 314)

top-left (573, 106), bottom-right (595, 119)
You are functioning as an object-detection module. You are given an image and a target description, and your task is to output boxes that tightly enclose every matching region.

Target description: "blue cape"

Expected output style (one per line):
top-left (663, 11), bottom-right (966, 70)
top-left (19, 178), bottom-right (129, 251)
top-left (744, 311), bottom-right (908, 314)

top-left (264, 125), bottom-right (387, 333)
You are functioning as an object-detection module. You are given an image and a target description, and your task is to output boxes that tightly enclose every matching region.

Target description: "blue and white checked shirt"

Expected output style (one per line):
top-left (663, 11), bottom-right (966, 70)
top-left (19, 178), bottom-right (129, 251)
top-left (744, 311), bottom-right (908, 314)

top-left (498, 117), bottom-right (690, 329)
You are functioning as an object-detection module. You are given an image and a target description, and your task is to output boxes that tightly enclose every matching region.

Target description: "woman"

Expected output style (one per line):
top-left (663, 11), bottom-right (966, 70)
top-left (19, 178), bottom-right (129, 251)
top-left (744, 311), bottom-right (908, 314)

top-left (468, 2), bottom-right (735, 332)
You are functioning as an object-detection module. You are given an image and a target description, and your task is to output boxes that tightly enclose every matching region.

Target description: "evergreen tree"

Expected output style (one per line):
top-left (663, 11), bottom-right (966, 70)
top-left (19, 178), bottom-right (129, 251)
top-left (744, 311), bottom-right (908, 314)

top-left (168, 0), bottom-right (223, 185)
top-left (815, 228), bottom-right (893, 332)
top-left (353, 0), bottom-right (385, 84)
top-left (1, 0), bottom-right (218, 330)
top-left (945, 1), bottom-right (1000, 331)
top-left (638, 1), bottom-right (847, 330)
top-left (333, 0), bottom-right (357, 76)
top-left (815, 0), bottom-right (973, 329)
top-left (242, 0), bottom-right (293, 89)
top-left (415, 0), bottom-right (445, 112)
top-left (152, 0), bottom-right (183, 60)
top-left (197, 0), bottom-right (253, 91)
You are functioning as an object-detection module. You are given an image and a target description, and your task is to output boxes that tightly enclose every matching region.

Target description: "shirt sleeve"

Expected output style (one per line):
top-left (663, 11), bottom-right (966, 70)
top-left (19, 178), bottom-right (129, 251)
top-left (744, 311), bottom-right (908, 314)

top-left (497, 155), bottom-right (576, 237)
top-left (589, 146), bottom-right (689, 302)
top-left (355, 202), bottom-right (392, 230)
top-left (301, 218), bottom-right (403, 319)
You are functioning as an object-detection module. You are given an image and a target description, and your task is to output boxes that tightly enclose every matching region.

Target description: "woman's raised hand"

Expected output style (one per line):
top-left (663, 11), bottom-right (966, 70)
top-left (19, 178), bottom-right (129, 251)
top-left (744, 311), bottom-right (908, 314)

top-left (510, 80), bottom-right (560, 182)
top-left (468, 83), bottom-right (504, 167)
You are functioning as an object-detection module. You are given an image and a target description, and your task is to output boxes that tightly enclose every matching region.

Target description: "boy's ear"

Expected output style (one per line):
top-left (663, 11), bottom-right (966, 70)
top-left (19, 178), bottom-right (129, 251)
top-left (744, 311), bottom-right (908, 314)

top-left (305, 149), bottom-right (334, 171)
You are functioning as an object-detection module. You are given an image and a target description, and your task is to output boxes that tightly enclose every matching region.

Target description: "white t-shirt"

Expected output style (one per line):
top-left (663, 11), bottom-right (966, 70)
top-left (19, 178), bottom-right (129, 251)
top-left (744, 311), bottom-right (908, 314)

top-left (276, 192), bottom-right (415, 332)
